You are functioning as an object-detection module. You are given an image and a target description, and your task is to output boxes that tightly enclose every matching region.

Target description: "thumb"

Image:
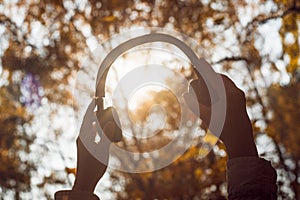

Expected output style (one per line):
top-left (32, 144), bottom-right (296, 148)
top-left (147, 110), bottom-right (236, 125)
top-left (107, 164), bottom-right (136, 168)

top-left (101, 121), bottom-right (116, 143)
top-left (96, 107), bottom-right (122, 142)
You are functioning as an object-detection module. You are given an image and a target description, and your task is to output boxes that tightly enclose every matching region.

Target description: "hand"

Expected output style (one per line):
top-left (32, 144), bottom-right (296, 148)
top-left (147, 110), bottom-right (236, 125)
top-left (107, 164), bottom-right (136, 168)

top-left (73, 100), bottom-right (122, 192)
top-left (183, 70), bottom-right (258, 159)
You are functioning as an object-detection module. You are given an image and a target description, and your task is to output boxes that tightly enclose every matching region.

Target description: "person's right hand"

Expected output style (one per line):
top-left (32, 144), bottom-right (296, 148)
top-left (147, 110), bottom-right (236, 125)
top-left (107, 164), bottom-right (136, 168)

top-left (183, 70), bottom-right (258, 159)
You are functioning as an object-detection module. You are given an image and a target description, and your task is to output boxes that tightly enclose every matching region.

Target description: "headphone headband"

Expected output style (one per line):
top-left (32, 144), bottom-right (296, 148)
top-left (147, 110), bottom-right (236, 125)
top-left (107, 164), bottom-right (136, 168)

top-left (95, 33), bottom-right (216, 110)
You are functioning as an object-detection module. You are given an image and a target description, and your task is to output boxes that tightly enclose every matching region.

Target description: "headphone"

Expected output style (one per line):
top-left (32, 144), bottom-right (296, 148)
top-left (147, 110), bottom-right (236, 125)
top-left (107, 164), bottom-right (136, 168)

top-left (93, 33), bottom-right (221, 143)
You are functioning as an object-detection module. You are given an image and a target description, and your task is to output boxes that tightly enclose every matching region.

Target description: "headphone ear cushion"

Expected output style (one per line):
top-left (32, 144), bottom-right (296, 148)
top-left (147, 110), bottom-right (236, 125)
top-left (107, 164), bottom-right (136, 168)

top-left (96, 106), bottom-right (122, 143)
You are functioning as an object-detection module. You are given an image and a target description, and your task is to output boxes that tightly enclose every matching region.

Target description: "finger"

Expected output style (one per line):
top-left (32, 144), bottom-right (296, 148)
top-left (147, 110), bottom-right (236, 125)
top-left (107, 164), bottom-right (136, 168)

top-left (220, 74), bottom-right (246, 102)
top-left (183, 92), bottom-right (211, 125)
top-left (89, 122), bottom-right (114, 167)
top-left (198, 104), bottom-right (211, 127)
top-left (189, 76), bottom-right (219, 106)
top-left (96, 107), bottom-right (122, 142)
top-left (189, 79), bottom-right (211, 106)
top-left (220, 74), bottom-right (237, 89)
top-left (84, 100), bottom-right (97, 121)
top-left (99, 121), bottom-right (116, 143)
top-left (77, 122), bottom-right (111, 163)
top-left (194, 58), bottom-right (219, 89)
top-left (193, 59), bottom-right (207, 80)
top-left (88, 122), bottom-right (113, 167)
top-left (79, 100), bottom-right (98, 144)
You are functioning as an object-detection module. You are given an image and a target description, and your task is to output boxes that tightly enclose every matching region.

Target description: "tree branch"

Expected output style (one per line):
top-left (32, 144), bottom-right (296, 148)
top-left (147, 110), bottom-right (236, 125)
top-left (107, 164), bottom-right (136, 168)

top-left (245, 4), bottom-right (300, 38)
top-left (212, 56), bottom-right (248, 65)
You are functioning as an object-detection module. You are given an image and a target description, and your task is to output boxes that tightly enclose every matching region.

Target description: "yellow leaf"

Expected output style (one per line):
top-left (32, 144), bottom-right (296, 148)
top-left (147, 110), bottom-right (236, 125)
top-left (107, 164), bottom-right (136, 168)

top-left (102, 16), bottom-right (116, 22)
top-left (194, 168), bottom-right (202, 179)
top-left (65, 167), bottom-right (76, 175)
top-left (203, 130), bottom-right (218, 145)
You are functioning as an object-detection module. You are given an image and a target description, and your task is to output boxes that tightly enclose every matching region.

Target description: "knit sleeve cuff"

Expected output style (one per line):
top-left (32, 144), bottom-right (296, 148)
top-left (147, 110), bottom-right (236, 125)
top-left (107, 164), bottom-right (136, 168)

top-left (55, 190), bottom-right (100, 200)
top-left (227, 157), bottom-right (277, 199)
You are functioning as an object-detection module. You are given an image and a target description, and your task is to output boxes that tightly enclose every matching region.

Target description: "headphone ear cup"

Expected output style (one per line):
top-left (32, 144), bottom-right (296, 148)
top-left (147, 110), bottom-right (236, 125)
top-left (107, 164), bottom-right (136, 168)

top-left (110, 107), bottom-right (122, 142)
top-left (96, 106), bottom-right (122, 143)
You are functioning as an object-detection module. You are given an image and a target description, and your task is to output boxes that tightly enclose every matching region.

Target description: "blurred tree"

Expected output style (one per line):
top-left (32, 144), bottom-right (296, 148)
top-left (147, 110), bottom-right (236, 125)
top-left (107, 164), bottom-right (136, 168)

top-left (0, 86), bottom-right (35, 200)
top-left (265, 6), bottom-right (300, 197)
top-left (0, 0), bottom-right (299, 199)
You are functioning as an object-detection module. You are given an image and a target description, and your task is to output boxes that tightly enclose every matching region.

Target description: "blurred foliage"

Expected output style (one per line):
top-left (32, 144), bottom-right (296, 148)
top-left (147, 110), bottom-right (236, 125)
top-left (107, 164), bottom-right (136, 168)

top-left (0, 86), bottom-right (35, 198)
top-left (0, 0), bottom-right (299, 199)
top-left (267, 82), bottom-right (300, 155)
top-left (112, 147), bottom-right (228, 200)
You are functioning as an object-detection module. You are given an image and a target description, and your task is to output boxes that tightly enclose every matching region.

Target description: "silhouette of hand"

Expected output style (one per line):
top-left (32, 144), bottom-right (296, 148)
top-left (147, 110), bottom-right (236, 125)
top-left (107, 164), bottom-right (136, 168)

top-left (73, 100), bottom-right (122, 192)
top-left (183, 70), bottom-right (258, 159)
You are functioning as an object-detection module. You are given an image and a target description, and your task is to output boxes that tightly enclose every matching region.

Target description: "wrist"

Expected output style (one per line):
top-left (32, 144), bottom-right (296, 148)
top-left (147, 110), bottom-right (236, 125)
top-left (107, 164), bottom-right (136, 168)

top-left (221, 115), bottom-right (258, 159)
top-left (224, 139), bottom-right (258, 159)
top-left (73, 179), bottom-right (95, 193)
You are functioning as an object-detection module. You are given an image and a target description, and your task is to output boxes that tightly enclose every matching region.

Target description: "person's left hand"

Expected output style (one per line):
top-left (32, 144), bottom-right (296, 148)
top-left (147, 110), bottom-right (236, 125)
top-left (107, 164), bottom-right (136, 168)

top-left (72, 100), bottom-right (122, 192)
